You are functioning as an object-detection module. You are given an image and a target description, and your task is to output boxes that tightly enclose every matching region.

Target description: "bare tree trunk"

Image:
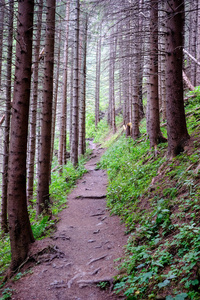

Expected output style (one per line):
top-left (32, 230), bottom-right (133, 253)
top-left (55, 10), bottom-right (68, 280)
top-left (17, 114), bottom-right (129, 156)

top-left (37, 0), bottom-right (55, 215)
top-left (189, 0), bottom-right (198, 86)
top-left (109, 27), bottom-right (116, 134)
top-left (95, 22), bottom-right (102, 128)
top-left (1, 0), bottom-right (14, 233)
top-left (132, 3), bottom-right (140, 140)
top-left (27, 0), bottom-right (43, 203)
top-left (0, 0), bottom-right (5, 87)
top-left (51, 22), bottom-right (62, 166)
top-left (196, 0), bottom-right (200, 86)
top-left (7, 0), bottom-right (34, 274)
top-left (69, 46), bottom-right (74, 151)
top-left (148, 0), bottom-right (166, 148)
top-left (159, 1), bottom-right (167, 121)
top-left (79, 13), bottom-right (88, 156)
top-left (165, 0), bottom-right (189, 158)
top-left (71, 0), bottom-right (80, 167)
top-left (58, 0), bottom-right (70, 168)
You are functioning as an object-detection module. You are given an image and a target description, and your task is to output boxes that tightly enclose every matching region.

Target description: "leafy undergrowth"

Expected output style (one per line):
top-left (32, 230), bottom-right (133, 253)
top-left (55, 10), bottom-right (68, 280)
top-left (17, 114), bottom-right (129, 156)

top-left (0, 151), bottom-right (90, 285)
top-left (100, 95), bottom-right (200, 299)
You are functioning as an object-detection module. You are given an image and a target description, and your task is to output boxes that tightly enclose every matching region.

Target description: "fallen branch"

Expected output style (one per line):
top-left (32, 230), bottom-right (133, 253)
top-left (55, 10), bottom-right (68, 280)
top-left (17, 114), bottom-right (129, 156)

top-left (182, 71), bottom-right (195, 91)
top-left (90, 212), bottom-right (105, 217)
top-left (183, 48), bottom-right (200, 67)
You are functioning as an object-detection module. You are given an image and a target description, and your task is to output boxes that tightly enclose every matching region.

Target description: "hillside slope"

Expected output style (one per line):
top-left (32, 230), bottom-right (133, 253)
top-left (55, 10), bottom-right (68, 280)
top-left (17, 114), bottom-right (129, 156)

top-left (99, 95), bottom-right (200, 300)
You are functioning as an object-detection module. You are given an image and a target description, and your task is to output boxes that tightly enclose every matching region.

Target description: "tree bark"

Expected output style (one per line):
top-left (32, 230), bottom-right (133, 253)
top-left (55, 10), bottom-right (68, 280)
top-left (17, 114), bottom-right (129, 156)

top-left (7, 0), bottom-right (34, 273)
top-left (0, 0), bottom-right (5, 87)
top-left (27, 0), bottom-right (43, 203)
top-left (1, 0), bottom-right (14, 233)
top-left (95, 22), bottom-right (102, 128)
top-left (78, 13), bottom-right (88, 156)
top-left (58, 0), bottom-right (70, 168)
top-left (165, 0), bottom-right (189, 158)
top-left (148, 0), bottom-right (166, 148)
top-left (71, 0), bottom-right (80, 167)
top-left (109, 27), bottom-right (116, 134)
top-left (51, 22), bottom-right (62, 166)
top-left (132, 2), bottom-right (140, 140)
top-left (37, 0), bottom-right (55, 215)
top-left (196, 0), bottom-right (200, 86)
top-left (189, 0), bottom-right (198, 87)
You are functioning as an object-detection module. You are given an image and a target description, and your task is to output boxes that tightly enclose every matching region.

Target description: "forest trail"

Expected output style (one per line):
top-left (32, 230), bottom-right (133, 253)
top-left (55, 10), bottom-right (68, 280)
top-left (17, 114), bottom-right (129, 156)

top-left (7, 145), bottom-right (127, 300)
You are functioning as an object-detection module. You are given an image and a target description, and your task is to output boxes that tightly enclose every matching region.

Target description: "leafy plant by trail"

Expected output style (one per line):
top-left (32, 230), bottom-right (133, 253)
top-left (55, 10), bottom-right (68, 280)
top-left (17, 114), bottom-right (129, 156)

top-left (99, 95), bottom-right (200, 299)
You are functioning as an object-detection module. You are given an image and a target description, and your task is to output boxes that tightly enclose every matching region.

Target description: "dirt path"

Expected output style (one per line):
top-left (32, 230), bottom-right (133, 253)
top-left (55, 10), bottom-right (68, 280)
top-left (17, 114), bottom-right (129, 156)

top-left (5, 145), bottom-right (127, 300)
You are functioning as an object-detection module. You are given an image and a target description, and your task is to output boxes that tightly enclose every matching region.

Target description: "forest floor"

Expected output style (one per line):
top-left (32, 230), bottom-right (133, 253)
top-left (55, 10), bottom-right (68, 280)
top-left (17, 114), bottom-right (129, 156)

top-left (3, 144), bottom-right (127, 300)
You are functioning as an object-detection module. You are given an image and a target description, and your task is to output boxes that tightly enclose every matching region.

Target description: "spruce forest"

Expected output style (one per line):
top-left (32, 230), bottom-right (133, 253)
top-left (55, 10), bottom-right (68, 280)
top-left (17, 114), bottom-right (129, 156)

top-left (1, 0), bottom-right (200, 299)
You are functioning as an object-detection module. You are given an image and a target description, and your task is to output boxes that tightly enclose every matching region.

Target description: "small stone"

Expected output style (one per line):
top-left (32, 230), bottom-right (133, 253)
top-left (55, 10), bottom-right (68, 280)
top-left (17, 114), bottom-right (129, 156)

top-left (88, 240), bottom-right (96, 243)
top-left (96, 222), bottom-right (102, 226)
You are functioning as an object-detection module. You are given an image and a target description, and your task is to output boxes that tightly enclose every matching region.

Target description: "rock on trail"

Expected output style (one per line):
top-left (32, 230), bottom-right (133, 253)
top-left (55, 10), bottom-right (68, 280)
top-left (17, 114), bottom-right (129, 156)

top-left (6, 145), bottom-right (127, 300)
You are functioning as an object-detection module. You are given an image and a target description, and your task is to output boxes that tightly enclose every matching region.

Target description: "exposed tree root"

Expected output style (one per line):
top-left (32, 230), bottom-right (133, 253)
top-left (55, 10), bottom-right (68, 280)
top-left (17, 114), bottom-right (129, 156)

top-left (87, 254), bottom-right (107, 265)
top-left (78, 277), bottom-right (114, 292)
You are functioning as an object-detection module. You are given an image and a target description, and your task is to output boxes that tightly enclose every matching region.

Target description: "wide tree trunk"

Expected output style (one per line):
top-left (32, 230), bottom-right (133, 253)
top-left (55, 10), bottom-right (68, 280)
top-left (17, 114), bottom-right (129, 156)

top-left (27, 0), bottom-right (43, 203)
top-left (71, 0), bottom-right (80, 167)
top-left (7, 0), bottom-right (35, 273)
top-left (37, 0), bottom-right (55, 215)
top-left (1, 0), bottom-right (14, 233)
top-left (165, 0), bottom-right (189, 158)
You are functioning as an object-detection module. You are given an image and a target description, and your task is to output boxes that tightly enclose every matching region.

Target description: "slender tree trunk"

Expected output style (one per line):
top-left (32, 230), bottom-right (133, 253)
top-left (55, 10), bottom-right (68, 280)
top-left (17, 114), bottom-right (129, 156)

top-left (51, 22), bottom-right (62, 166)
top-left (95, 23), bottom-right (102, 128)
top-left (189, 0), bottom-right (198, 86)
top-left (165, 0), bottom-right (189, 158)
top-left (120, 28), bottom-right (129, 131)
top-left (148, 0), bottom-right (166, 148)
top-left (37, 0), bottom-right (55, 215)
top-left (138, 0), bottom-right (145, 121)
top-left (196, 0), bottom-right (200, 86)
top-left (7, 0), bottom-right (35, 273)
top-left (109, 27), bottom-right (116, 133)
top-left (159, 1), bottom-right (167, 121)
top-left (1, 0), bottom-right (14, 233)
top-left (58, 0), bottom-right (70, 168)
top-left (78, 13), bottom-right (88, 156)
top-left (69, 46), bottom-right (74, 150)
top-left (132, 3), bottom-right (140, 140)
top-left (0, 0), bottom-right (5, 87)
top-left (71, 0), bottom-right (80, 167)
top-left (27, 0), bottom-right (43, 203)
